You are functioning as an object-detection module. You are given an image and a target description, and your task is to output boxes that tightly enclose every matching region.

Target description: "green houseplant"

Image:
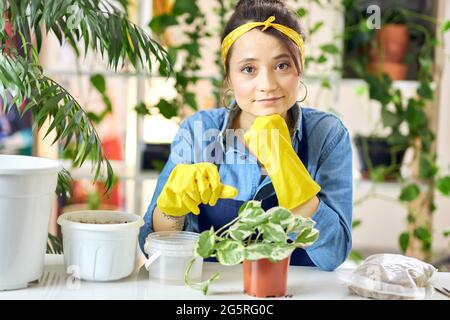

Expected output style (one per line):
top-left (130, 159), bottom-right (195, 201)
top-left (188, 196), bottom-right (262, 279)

top-left (343, 1), bottom-right (449, 181)
top-left (1, 0), bottom-right (172, 190)
top-left (367, 7), bottom-right (411, 81)
top-left (0, 0), bottom-right (174, 280)
top-left (135, 0), bottom-right (209, 119)
top-left (341, 0), bottom-right (450, 261)
top-left (184, 201), bottom-right (319, 297)
top-left (343, 1), bottom-right (414, 181)
top-left (134, 0), bottom-right (210, 174)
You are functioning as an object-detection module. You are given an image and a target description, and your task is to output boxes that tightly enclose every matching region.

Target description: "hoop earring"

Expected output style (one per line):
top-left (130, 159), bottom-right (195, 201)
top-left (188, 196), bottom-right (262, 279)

top-left (223, 89), bottom-right (237, 111)
top-left (296, 80), bottom-right (308, 103)
top-left (225, 99), bottom-right (238, 112)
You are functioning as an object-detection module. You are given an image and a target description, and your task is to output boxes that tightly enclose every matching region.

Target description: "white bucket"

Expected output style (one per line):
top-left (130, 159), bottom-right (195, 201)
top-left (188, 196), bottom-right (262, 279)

top-left (144, 231), bottom-right (203, 285)
top-left (57, 210), bottom-right (144, 281)
top-left (0, 155), bottom-right (60, 290)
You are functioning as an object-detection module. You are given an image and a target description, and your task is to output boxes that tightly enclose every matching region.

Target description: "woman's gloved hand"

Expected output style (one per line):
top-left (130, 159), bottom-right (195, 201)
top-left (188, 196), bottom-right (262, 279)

top-left (157, 162), bottom-right (238, 216)
top-left (243, 114), bottom-right (321, 210)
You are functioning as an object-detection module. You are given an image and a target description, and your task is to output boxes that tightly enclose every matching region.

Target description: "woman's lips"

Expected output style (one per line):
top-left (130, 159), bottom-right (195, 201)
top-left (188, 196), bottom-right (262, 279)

top-left (255, 96), bottom-right (283, 105)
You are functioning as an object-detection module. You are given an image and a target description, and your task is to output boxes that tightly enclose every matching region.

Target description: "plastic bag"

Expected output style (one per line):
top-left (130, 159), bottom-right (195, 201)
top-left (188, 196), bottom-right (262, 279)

top-left (340, 254), bottom-right (437, 300)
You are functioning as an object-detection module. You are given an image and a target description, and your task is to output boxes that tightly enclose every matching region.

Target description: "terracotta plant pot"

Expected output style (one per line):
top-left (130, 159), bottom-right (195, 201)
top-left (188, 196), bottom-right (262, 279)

top-left (367, 62), bottom-right (408, 80)
top-left (368, 24), bottom-right (410, 80)
top-left (243, 257), bottom-right (290, 298)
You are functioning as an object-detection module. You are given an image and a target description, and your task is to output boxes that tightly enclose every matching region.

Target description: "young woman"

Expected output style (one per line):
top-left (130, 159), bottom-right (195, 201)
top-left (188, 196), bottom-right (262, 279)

top-left (139, 0), bottom-right (353, 271)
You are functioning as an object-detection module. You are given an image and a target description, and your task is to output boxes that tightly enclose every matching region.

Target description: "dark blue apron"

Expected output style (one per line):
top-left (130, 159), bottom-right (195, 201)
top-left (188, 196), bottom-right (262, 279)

top-left (197, 114), bottom-right (316, 267)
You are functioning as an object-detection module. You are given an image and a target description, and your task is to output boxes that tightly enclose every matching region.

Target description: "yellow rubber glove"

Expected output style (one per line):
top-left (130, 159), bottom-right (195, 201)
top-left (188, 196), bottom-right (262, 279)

top-left (243, 114), bottom-right (321, 210)
top-left (157, 162), bottom-right (238, 216)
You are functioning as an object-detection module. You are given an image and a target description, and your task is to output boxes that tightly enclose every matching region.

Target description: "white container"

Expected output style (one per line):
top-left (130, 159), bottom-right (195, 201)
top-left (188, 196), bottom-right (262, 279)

top-left (57, 211), bottom-right (144, 281)
top-left (0, 155), bottom-right (60, 290)
top-left (144, 231), bottom-right (203, 285)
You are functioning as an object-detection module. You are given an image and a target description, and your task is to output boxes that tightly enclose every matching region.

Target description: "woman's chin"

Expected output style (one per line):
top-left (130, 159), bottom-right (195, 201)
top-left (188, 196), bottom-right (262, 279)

top-left (252, 107), bottom-right (284, 117)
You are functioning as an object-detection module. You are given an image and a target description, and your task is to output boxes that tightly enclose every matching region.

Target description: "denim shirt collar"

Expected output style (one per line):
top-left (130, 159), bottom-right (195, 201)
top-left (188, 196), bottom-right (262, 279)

top-left (218, 99), bottom-right (303, 152)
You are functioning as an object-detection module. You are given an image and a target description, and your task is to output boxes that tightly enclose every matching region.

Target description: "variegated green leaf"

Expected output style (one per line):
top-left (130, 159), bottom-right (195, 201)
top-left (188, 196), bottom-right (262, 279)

top-left (215, 240), bottom-right (245, 265)
top-left (287, 216), bottom-right (316, 234)
top-left (269, 244), bottom-right (295, 262)
top-left (294, 228), bottom-right (320, 247)
top-left (228, 223), bottom-right (254, 241)
top-left (245, 243), bottom-right (273, 261)
top-left (260, 223), bottom-right (287, 243)
top-left (195, 227), bottom-right (216, 258)
top-left (267, 207), bottom-right (295, 228)
top-left (239, 207), bottom-right (270, 227)
top-left (238, 200), bottom-right (262, 216)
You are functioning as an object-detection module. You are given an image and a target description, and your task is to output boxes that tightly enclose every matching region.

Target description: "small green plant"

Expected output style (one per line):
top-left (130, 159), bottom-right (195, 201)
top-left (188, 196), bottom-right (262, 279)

top-left (184, 200), bottom-right (319, 295)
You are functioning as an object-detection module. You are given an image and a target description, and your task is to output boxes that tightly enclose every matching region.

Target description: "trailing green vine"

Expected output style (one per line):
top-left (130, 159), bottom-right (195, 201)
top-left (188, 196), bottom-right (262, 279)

top-left (135, 0), bottom-right (210, 118)
top-left (342, 0), bottom-right (450, 260)
top-left (184, 201), bottom-right (319, 295)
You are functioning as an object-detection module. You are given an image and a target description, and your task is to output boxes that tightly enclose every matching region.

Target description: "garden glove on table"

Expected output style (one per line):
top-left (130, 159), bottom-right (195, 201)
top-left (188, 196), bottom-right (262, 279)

top-left (243, 114), bottom-right (321, 210)
top-left (157, 162), bottom-right (238, 216)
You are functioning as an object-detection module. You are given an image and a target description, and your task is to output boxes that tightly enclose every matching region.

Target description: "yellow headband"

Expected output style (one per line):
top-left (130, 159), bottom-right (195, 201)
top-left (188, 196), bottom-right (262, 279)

top-left (221, 16), bottom-right (305, 70)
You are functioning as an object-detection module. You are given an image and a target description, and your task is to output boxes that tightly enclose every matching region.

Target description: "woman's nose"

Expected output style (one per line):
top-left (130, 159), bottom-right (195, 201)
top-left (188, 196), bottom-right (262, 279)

top-left (256, 69), bottom-right (278, 92)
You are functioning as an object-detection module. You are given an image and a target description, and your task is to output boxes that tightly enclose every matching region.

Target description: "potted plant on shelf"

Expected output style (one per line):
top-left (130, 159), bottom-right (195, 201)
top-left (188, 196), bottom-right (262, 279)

top-left (133, 0), bottom-right (209, 173)
top-left (367, 8), bottom-right (410, 80)
top-left (343, 1), bottom-right (438, 182)
top-left (342, 0), bottom-right (450, 262)
top-left (184, 201), bottom-right (319, 297)
top-left (352, 74), bottom-right (410, 181)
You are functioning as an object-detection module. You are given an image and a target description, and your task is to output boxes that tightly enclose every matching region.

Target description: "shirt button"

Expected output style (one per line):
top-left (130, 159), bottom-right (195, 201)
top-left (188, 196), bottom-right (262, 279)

top-left (240, 155), bottom-right (247, 160)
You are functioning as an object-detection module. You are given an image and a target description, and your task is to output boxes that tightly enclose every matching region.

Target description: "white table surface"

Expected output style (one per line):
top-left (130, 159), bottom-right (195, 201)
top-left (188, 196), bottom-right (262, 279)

top-left (1, 254), bottom-right (449, 300)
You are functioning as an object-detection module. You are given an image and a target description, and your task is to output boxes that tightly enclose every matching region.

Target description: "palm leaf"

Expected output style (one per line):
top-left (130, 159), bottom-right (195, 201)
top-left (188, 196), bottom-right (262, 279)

top-left (47, 233), bottom-right (63, 254)
top-left (1, 0), bottom-right (173, 75)
top-left (0, 0), bottom-right (175, 193)
top-left (1, 50), bottom-right (113, 190)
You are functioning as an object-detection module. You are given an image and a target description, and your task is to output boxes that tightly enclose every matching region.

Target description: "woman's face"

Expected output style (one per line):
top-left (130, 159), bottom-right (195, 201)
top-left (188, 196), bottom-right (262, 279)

top-left (227, 29), bottom-right (301, 118)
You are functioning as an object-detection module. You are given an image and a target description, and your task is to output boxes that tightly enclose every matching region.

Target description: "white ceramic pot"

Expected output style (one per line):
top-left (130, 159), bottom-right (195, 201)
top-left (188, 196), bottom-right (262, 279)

top-left (0, 155), bottom-right (60, 290)
top-left (57, 211), bottom-right (144, 281)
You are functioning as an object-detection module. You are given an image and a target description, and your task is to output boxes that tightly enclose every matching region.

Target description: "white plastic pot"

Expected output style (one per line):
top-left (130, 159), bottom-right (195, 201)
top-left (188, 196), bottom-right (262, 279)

top-left (57, 211), bottom-right (144, 281)
top-left (0, 155), bottom-right (60, 290)
top-left (144, 231), bottom-right (203, 285)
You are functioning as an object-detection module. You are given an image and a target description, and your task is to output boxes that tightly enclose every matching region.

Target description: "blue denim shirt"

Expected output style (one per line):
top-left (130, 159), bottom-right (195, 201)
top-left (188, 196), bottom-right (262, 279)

top-left (139, 102), bottom-right (353, 271)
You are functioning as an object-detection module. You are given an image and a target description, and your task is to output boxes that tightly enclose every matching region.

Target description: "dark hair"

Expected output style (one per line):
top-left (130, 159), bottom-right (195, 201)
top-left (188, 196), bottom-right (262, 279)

top-left (221, 0), bottom-right (306, 85)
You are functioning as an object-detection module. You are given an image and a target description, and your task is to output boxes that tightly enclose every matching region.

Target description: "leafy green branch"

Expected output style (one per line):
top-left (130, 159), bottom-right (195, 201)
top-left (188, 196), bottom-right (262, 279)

top-left (1, 0), bottom-right (174, 193)
top-left (87, 73), bottom-right (113, 124)
top-left (339, 0), bottom-right (450, 258)
top-left (292, 0), bottom-right (343, 111)
top-left (135, 0), bottom-right (210, 119)
top-left (1, 0), bottom-right (173, 73)
top-left (0, 50), bottom-right (114, 190)
top-left (47, 232), bottom-right (63, 254)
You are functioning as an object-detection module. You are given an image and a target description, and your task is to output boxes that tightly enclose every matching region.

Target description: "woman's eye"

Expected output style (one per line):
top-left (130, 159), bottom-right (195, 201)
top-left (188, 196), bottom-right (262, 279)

top-left (277, 63), bottom-right (290, 70)
top-left (241, 66), bottom-right (254, 74)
